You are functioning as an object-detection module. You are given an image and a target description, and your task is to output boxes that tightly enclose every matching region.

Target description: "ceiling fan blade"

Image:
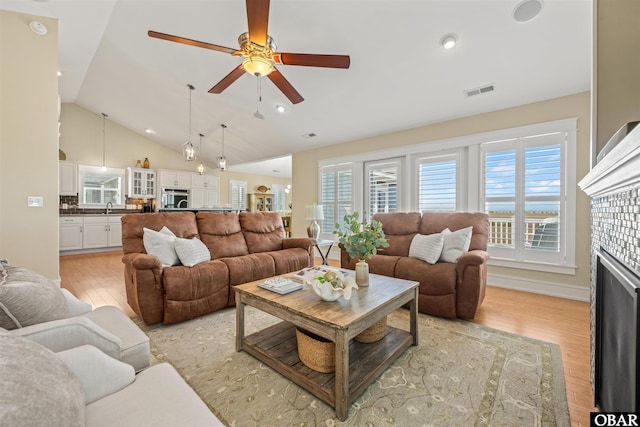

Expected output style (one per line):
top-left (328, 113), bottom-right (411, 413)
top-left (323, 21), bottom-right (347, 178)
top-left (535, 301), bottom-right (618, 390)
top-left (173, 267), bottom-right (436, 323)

top-left (273, 53), bottom-right (350, 69)
top-left (209, 65), bottom-right (246, 94)
top-left (267, 68), bottom-right (304, 104)
top-left (246, 0), bottom-right (270, 46)
top-left (148, 30), bottom-right (238, 55)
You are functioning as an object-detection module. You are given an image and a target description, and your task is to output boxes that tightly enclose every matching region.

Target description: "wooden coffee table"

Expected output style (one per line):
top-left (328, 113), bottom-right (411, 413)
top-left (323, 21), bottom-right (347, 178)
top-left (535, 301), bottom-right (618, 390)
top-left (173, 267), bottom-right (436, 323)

top-left (235, 273), bottom-right (419, 421)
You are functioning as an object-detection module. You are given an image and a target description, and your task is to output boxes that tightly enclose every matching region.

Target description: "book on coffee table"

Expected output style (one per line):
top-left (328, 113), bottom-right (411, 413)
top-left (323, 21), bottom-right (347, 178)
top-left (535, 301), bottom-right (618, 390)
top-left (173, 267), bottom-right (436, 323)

top-left (258, 277), bottom-right (302, 294)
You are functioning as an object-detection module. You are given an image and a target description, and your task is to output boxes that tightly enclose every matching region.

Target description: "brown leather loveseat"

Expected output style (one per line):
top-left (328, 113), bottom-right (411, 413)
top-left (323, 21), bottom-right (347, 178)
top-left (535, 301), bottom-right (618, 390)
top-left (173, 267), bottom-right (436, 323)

top-left (121, 211), bottom-right (315, 325)
top-left (340, 212), bottom-right (490, 319)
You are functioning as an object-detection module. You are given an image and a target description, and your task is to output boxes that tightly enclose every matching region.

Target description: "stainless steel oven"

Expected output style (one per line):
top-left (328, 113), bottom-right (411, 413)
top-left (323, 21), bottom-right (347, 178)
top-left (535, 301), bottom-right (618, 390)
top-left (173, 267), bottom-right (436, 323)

top-left (161, 188), bottom-right (190, 209)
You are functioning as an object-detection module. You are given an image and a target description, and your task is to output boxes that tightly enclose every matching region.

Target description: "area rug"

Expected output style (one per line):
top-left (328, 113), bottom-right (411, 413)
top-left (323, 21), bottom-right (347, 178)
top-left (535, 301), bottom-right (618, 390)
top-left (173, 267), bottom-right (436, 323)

top-left (136, 308), bottom-right (570, 426)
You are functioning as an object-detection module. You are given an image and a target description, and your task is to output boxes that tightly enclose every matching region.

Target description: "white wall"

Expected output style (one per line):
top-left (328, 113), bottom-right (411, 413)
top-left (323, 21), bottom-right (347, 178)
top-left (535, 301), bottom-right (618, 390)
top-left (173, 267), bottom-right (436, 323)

top-left (0, 11), bottom-right (59, 279)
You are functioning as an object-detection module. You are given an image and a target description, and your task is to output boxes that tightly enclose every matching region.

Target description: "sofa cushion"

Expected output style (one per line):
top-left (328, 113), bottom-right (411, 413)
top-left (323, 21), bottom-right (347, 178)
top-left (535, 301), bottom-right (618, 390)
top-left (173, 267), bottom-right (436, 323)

top-left (239, 212), bottom-right (285, 253)
top-left (122, 211), bottom-right (199, 255)
top-left (221, 253), bottom-right (276, 286)
top-left (174, 237), bottom-right (211, 267)
top-left (196, 212), bottom-right (249, 259)
top-left (396, 258), bottom-right (457, 295)
top-left (409, 233), bottom-right (444, 264)
top-left (266, 248), bottom-right (312, 276)
top-left (439, 226), bottom-right (473, 263)
top-left (0, 335), bottom-right (85, 426)
top-left (373, 212), bottom-right (422, 256)
top-left (0, 265), bottom-right (69, 330)
top-left (143, 227), bottom-right (180, 266)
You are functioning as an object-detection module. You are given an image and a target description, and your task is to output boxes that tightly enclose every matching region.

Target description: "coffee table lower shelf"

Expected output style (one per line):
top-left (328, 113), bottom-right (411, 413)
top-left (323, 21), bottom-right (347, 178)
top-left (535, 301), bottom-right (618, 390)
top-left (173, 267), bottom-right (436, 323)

top-left (242, 321), bottom-right (413, 412)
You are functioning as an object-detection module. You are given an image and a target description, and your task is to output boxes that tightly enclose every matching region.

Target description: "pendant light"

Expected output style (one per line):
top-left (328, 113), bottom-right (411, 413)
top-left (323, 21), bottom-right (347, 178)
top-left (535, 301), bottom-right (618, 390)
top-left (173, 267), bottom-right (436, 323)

top-left (217, 124), bottom-right (228, 171)
top-left (182, 84), bottom-right (196, 161)
top-left (101, 113), bottom-right (108, 171)
top-left (197, 133), bottom-right (206, 175)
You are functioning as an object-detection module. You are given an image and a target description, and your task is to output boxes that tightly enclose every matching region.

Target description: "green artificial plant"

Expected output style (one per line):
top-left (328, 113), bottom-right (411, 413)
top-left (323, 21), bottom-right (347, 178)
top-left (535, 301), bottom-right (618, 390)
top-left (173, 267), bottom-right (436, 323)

top-left (334, 212), bottom-right (389, 261)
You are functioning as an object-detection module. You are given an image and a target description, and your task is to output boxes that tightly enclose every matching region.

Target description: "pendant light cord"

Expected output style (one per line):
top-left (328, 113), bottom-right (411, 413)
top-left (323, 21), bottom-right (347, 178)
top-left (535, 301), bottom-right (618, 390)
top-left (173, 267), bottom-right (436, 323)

top-left (102, 113), bottom-right (108, 168)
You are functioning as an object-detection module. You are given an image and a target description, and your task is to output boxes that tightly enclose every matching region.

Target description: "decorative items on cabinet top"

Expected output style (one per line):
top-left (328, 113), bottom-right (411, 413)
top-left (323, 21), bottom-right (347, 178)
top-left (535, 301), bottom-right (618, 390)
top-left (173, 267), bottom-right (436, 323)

top-left (256, 185), bottom-right (270, 193)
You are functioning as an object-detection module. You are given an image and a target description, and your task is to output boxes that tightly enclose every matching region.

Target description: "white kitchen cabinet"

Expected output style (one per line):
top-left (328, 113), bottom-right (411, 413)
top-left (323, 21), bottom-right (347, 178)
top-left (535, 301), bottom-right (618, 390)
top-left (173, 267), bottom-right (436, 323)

top-left (191, 174), bottom-right (220, 208)
top-left (158, 169), bottom-right (191, 189)
top-left (82, 216), bottom-right (123, 249)
top-left (59, 161), bottom-right (78, 196)
top-left (60, 216), bottom-right (122, 251)
top-left (59, 217), bottom-right (83, 250)
top-left (127, 168), bottom-right (156, 198)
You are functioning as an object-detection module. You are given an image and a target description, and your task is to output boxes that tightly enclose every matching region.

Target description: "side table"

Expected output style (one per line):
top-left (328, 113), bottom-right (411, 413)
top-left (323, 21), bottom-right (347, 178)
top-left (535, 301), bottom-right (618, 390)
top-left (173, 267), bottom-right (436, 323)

top-left (315, 239), bottom-right (334, 265)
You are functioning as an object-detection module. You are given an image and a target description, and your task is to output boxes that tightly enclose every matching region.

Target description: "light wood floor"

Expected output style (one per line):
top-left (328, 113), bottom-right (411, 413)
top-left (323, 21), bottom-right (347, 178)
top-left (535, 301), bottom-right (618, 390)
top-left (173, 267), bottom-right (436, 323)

top-left (59, 250), bottom-right (595, 426)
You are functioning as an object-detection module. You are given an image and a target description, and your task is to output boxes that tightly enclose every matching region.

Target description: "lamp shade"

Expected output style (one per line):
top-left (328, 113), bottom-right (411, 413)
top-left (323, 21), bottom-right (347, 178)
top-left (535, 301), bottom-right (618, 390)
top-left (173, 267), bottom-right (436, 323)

top-left (305, 205), bottom-right (324, 221)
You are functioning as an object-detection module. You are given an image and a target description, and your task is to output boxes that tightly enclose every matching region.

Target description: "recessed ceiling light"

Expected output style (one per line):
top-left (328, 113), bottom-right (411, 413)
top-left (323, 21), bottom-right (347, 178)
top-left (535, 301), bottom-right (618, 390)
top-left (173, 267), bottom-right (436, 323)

top-left (144, 128), bottom-right (155, 134)
top-left (29, 21), bottom-right (47, 35)
top-left (275, 104), bottom-right (286, 113)
top-left (513, 0), bottom-right (543, 23)
top-left (57, 70), bottom-right (62, 77)
top-left (440, 34), bottom-right (457, 49)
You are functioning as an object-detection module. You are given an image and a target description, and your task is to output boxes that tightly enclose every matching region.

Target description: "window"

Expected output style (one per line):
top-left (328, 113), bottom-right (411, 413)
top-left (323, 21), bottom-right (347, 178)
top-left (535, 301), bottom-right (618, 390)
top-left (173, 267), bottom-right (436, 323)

top-left (416, 153), bottom-right (458, 212)
top-left (229, 180), bottom-right (247, 211)
top-left (271, 184), bottom-right (286, 212)
top-left (481, 132), bottom-right (566, 265)
top-left (320, 163), bottom-right (354, 235)
top-left (364, 159), bottom-right (401, 220)
top-left (78, 165), bottom-right (125, 207)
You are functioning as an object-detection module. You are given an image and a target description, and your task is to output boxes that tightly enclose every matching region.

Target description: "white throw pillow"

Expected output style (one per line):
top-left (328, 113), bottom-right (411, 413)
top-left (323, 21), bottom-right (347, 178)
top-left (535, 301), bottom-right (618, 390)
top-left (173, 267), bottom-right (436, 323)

top-left (142, 227), bottom-right (180, 266)
top-left (174, 238), bottom-right (211, 267)
top-left (409, 233), bottom-right (444, 264)
top-left (439, 226), bottom-right (473, 263)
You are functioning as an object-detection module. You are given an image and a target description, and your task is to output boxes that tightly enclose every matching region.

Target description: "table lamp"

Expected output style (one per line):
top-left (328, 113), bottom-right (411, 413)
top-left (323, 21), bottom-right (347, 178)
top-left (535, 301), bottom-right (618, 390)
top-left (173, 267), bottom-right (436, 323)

top-left (305, 204), bottom-right (324, 240)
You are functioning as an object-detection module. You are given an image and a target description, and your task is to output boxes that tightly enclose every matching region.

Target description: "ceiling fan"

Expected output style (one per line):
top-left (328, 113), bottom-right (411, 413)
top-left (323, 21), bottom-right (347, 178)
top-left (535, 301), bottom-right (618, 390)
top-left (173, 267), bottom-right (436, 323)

top-left (148, 0), bottom-right (350, 105)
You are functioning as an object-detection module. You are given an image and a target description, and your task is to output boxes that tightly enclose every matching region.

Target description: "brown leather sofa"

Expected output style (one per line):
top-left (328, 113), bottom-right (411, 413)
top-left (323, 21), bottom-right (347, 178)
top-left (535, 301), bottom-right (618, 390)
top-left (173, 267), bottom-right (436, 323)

top-left (121, 211), bottom-right (315, 325)
top-left (340, 212), bottom-right (490, 319)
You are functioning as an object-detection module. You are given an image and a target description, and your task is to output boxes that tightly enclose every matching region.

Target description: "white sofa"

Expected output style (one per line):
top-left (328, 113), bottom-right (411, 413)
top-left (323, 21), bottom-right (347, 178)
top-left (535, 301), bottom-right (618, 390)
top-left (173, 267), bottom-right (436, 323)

top-left (0, 335), bottom-right (223, 426)
top-left (0, 263), bottom-right (150, 371)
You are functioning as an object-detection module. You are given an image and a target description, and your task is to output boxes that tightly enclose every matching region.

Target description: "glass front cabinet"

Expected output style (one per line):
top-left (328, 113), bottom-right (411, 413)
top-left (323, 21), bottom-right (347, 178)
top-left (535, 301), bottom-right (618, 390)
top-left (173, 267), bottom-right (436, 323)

top-left (249, 193), bottom-right (274, 212)
top-left (127, 167), bottom-right (156, 199)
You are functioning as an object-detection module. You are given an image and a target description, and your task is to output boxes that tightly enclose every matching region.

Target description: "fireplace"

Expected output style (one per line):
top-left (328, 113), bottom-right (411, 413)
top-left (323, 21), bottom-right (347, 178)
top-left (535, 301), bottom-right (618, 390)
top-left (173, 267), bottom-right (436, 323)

top-left (595, 248), bottom-right (640, 411)
top-left (579, 121), bottom-right (640, 411)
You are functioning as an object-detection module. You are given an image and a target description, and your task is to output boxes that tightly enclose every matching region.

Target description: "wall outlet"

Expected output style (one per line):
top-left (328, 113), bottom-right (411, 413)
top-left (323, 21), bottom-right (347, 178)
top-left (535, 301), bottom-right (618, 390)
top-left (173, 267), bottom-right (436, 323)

top-left (27, 196), bottom-right (44, 207)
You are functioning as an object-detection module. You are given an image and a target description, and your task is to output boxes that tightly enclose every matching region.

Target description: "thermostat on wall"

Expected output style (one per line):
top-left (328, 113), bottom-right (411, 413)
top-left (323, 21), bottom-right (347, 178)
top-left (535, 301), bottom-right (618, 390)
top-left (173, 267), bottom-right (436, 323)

top-left (27, 196), bottom-right (44, 207)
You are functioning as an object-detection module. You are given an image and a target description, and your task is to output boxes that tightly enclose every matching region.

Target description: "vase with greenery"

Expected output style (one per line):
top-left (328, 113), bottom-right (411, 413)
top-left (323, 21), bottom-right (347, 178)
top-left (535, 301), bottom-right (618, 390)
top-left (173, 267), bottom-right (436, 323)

top-left (333, 212), bottom-right (389, 286)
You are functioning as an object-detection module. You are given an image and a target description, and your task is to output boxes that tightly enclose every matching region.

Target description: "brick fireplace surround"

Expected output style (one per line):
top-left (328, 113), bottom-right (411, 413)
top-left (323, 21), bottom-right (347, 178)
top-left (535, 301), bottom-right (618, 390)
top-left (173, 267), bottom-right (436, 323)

top-left (579, 122), bottom-right (640, 410)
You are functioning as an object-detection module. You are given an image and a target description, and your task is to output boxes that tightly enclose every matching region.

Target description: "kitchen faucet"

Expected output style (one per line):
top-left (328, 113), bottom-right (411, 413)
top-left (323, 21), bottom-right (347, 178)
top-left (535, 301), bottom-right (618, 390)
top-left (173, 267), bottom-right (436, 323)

top-left (106, 202), bottom-right (113, 215)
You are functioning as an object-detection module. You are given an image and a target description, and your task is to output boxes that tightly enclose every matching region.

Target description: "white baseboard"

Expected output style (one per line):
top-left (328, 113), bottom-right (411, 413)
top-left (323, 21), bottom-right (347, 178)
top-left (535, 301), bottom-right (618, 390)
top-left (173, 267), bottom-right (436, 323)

top-left (488, 273), bottom-right (590, 302)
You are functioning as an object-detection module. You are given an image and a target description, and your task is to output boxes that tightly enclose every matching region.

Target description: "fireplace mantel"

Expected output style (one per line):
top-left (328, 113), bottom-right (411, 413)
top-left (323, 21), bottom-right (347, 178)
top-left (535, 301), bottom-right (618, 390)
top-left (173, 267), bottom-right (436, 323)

top-left (579, 124), bottom-right (640, 198)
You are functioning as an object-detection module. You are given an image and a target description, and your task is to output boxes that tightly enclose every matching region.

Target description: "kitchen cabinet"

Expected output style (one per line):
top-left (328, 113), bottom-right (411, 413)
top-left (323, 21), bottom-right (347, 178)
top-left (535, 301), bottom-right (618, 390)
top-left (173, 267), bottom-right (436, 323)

top-left (158, 169), bottom-right (191, 189)
top-left (59, 217), bottom-right (83, 251)
top-left (191, 174), bottom-right (220, 208)
top-left (249, 193), bottom-right (274, 212)
top-left (59, 216), bottom-right (122, 251)
top-left (82, 216), bottom-right (122, 249)
top-left (59, 161), bottom-right (78, 196)
top-left (127, 167), bottom-right (156, 198)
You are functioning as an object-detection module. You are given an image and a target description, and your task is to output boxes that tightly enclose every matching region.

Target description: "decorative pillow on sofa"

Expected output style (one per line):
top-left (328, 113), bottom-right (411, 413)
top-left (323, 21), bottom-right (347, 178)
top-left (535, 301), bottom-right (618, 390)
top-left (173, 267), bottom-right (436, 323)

top-left (0, 335), bottom-right (85, 426)
top-left (0, 265), bottom-right (69, 330)
top-left (142, 227), bottom-right (180, 266)
top-left (409, 233), bottom-right (444, 264)
top-left (174, 237), bottom-right (211, 267)
top-left (439, 226), bottom-right (473, 263)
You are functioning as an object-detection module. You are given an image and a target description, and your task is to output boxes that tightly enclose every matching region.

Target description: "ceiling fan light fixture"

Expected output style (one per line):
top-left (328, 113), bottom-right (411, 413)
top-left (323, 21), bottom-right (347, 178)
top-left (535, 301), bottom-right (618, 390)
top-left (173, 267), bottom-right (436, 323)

top-left (440, 34), bottom-right (458, 49)
top-left (242, 56), bottom-right (274, 77)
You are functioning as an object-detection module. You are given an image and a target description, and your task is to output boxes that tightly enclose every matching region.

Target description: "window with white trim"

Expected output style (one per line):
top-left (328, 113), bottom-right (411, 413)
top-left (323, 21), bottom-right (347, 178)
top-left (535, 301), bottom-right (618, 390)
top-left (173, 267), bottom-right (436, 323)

top-left (364, 159), bottom-right (402, 220)
top-left (481, 132), bottom-right (566, 265)
top-left (271, 184), bottom-right (286, 212)
top-left (320, 163), bottom-right (354, 235)
top-left (416, 153), bottom-right (458, 212)
top-left (229, 180), bottom-right (247, 211)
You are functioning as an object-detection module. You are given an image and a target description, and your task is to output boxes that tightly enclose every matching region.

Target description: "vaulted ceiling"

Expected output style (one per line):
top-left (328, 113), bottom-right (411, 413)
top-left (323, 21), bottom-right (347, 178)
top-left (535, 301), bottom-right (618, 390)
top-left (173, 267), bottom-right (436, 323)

top-left (2, 0), bottom-right (591, 177)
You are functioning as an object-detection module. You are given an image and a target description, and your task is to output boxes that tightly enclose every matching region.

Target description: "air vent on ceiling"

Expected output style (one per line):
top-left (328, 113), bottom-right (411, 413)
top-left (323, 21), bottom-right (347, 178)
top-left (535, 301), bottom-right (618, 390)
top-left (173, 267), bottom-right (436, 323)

top-left (302, 132), bottom-right (317, 139)
top-left (464, 84), bottom-right (495, 98)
